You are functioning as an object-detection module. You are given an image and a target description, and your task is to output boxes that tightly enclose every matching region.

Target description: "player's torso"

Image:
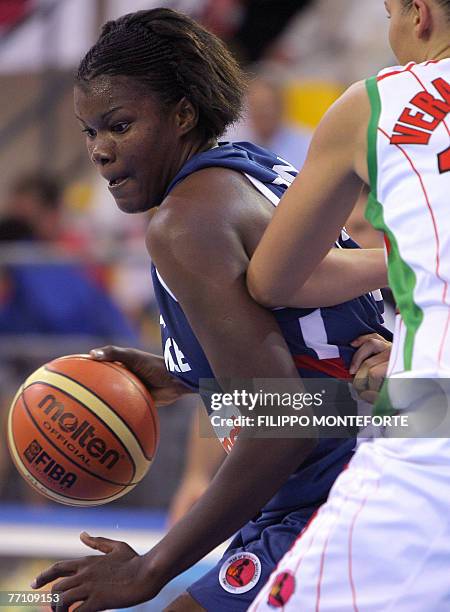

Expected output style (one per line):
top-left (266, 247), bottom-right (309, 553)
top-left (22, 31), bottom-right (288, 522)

top-left (366, 60), bottom-right (450, 374)
top-left (152, 142), bottom-right (387, 509)
top-left (152, 142), bottom-right (386, 395)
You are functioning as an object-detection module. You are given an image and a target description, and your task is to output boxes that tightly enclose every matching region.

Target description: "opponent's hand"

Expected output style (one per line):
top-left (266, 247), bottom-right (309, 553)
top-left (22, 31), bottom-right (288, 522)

top-left (349, 333), bottom-right (392, 403)
top-left (31, 533), bottom-right (159, 612)
top-left (90, 346), bottom-right (191, 407)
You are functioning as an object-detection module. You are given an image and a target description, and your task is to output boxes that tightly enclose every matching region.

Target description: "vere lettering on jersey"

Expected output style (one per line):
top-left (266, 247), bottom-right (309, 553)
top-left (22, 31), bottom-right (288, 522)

top-left (390, 77), bottom-right (450, 145)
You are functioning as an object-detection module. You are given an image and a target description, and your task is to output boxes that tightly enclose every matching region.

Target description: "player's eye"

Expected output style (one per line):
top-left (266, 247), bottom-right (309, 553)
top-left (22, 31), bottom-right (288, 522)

top-left (82, 127), bottom-right (96, 139)
top-left (111, 122), bottom-right (130, 134)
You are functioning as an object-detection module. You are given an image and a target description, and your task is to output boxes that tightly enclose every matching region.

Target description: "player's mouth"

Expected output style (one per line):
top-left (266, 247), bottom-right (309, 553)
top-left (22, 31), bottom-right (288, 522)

top-left (108, 176), bottom-right (130, 192)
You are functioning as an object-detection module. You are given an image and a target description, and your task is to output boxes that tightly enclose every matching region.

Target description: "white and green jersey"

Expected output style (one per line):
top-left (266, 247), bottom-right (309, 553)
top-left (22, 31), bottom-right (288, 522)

top-left (366, 59), bottom-right (450, 375)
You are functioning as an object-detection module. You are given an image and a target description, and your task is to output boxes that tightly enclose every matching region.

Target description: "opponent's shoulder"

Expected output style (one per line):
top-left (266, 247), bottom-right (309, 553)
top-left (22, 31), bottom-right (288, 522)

top-left (319, 80), bottom-right (370, 135)
top-left (305, 79), bottom-right (370, 181)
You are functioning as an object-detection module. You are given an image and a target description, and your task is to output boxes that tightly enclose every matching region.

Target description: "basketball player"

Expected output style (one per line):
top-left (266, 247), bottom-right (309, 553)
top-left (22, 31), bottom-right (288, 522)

top-left (31, 9), bottom-right (391, 611)
top-left (248, 0), bottom-right (450, 609)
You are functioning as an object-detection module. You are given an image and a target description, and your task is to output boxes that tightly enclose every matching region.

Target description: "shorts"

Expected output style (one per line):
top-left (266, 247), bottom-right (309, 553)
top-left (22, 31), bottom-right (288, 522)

top-left (187, 504), bottom-right (319, 612)
top-left (250, 436), bottom-right (450, 611)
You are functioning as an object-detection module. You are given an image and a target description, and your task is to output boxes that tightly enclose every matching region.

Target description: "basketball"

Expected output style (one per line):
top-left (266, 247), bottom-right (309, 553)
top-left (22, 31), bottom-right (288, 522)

top-left (7, 355), bottom-right (159, 507)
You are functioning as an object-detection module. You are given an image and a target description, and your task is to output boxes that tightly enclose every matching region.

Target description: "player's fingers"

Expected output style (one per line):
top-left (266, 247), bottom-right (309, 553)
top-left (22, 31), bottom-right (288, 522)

top-left (359, 390), bottom-right (380, 404)
top-left (368, 363), bottom-right (387, 393)
top-left (349, 339), bottom-right (390, 374)
top-left (350, 333), bottom-right (381, 348)
top-left (89, 345), bottom-right (129, 363)
top-left (355, 348), bottom-right (391, 375)
top-left (31, 560), bottom-right (78, 589)
top-left (80, 531), bottom-right (120, 554)
top-left (52, 574), bottom-right (81, 595)
top-left (353, 364), bottom-right (370, 395)
top-left (52, 586), bottom-right (87, 612)
top-left (72, 599), bottom-right (97, 612)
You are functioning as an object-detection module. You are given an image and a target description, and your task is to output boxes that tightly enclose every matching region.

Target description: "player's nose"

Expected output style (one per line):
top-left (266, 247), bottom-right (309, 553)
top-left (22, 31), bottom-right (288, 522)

top-left (91, 142), bottom-right (116, 166)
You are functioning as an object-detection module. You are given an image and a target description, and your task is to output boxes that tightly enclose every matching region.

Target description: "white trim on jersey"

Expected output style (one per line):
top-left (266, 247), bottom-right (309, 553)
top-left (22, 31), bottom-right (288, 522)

top-left (298, 309), bottom-right (340, 360)
top-left (244, 173), bottom-right (281, 206)
top-left (154, 268), bottom-right (178, 303)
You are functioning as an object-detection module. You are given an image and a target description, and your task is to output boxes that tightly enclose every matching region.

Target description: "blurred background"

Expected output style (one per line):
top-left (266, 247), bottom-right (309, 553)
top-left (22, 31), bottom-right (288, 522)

top-left (0, 0), bottom-right (393, 609)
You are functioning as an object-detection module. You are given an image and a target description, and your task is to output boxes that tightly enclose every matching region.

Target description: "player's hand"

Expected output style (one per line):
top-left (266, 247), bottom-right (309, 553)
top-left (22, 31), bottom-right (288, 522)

top-left (31, 532), bottom-right (161, 612)
top-left (349, 333), bottom-right (392, 403)
top-left (90, 346), bottom-right (192, 407)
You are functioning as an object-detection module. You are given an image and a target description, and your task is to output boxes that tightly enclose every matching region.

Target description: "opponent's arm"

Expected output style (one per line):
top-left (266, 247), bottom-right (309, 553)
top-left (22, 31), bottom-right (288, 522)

top-left (249, 247), bottom-right (387, 308)
top-left (248, 81), bottom-right (374, 304)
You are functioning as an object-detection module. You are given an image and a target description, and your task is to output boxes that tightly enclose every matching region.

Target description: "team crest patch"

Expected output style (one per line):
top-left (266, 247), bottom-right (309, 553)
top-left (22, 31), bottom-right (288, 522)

top-left (267, 571), bottom-right (296, 608)
top-left (219, 552), bottom-right (262, 594)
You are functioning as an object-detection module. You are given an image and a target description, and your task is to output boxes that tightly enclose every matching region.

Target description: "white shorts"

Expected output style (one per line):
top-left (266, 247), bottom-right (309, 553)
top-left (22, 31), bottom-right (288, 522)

top-left (249, 436), bottom-right (450, 612)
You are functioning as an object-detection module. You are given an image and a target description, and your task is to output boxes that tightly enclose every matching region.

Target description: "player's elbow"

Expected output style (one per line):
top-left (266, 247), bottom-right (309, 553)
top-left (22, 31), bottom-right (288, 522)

top-left (247, 266), bottom-right (282, 309)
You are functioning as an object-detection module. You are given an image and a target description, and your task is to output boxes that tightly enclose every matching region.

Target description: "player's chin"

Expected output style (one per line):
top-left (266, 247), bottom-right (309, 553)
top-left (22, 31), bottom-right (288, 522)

top-left (114, 195), bottom-right (150, 214)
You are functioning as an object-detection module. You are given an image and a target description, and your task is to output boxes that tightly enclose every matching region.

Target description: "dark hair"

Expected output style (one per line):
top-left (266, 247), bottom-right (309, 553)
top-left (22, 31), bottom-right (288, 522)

top-left (402, 0), bottom-right (450, 18)
top-left (12, 173), bottom-right (62, 210)
top-left (77, 8), bottom-right (246, 140)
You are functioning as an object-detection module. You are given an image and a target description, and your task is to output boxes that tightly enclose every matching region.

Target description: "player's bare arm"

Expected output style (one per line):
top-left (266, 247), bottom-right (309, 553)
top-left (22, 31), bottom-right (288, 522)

top-left (250, 247), bottom-right (388, 309)
top-left (248, 81), bottom-right (374, 303)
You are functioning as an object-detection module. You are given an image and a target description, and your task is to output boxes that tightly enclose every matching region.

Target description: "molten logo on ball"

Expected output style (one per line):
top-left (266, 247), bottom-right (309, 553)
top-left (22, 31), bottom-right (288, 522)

top-left (37, 394), bottom-right (120, 469)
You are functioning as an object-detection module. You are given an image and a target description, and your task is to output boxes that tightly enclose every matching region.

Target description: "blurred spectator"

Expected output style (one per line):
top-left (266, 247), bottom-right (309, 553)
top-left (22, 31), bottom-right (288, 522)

top-left (232, 0), bottom-right (313, 64)
top-left (270, 0), bottom-right (394, 83)
top-left (0, 0), bottom-right (32, 30)
top-left (0, 173), bottom-right (138, 341)
top-left (227, 66), bottom-right (312, 170)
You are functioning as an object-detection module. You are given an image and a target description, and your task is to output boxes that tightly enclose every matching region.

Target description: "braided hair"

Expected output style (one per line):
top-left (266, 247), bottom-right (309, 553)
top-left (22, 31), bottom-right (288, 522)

top-left (77, 9), bottom-right (246, 140)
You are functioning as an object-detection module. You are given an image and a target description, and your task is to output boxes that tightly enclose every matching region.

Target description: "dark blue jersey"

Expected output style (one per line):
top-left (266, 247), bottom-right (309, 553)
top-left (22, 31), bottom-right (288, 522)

top-left (151, 142), bottom-right (390, 511)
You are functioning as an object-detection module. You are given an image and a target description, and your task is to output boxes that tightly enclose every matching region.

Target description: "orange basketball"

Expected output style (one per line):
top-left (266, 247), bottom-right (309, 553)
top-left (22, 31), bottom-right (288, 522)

top-left (7, 355), bottom-right (159, 506)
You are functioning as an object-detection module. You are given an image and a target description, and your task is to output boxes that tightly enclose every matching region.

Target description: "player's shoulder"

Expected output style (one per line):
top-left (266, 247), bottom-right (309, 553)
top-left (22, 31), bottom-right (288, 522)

top-left (308, 79), bottom-right (370, 155)
top-left (332, 79), bottom-right (370, 116)
top-left (146, 167), bottom-right (251, 261)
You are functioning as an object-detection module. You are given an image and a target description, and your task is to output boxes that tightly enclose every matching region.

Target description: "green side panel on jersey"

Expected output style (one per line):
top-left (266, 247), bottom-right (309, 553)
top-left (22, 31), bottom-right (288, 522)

top-left (373, 379), bottom-right (395, 418)
top-left (366, 194), bottom-right (423, 372)
top-left (365, 76), bottom-right (424, 373)
top-left (366, 76), bottom-right (381, 196)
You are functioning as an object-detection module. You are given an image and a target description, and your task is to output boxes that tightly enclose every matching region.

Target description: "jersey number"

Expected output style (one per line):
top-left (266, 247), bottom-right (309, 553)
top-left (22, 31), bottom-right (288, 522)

top-left (438, 146), bottom-right (450, 174)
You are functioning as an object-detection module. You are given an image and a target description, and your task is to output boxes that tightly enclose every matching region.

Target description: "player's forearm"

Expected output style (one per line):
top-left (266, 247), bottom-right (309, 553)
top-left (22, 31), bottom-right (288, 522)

top-left (143, 435), bottom-right (316, 587)
top-left (248, 248), bottom-right (387, 309)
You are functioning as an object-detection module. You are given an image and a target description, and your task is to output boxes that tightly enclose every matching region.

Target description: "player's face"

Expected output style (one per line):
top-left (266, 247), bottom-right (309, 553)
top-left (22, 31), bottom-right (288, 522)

top-left (385, 0), bottom-right (418, 63)
top-left (74, 75), bottom-right (180, 213)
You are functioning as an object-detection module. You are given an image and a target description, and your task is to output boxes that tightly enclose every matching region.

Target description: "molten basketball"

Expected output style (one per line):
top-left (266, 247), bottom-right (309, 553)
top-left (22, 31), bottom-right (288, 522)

top-left (7, 355), bottom-right (159, 507)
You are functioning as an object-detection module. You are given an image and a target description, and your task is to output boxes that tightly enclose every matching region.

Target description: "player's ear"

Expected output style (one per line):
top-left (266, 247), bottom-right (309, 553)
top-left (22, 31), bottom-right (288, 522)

top-left (174, 97), bottom-right (199, 136)
top-left (412, 0), bottom-right (432, 39)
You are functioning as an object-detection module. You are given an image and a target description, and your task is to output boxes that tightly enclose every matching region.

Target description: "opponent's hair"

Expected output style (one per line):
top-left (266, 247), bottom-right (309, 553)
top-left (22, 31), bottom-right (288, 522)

top-left (402, 0), bottom-right (450, 18)
top-left (76, 8), bottom-right (246, 140)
